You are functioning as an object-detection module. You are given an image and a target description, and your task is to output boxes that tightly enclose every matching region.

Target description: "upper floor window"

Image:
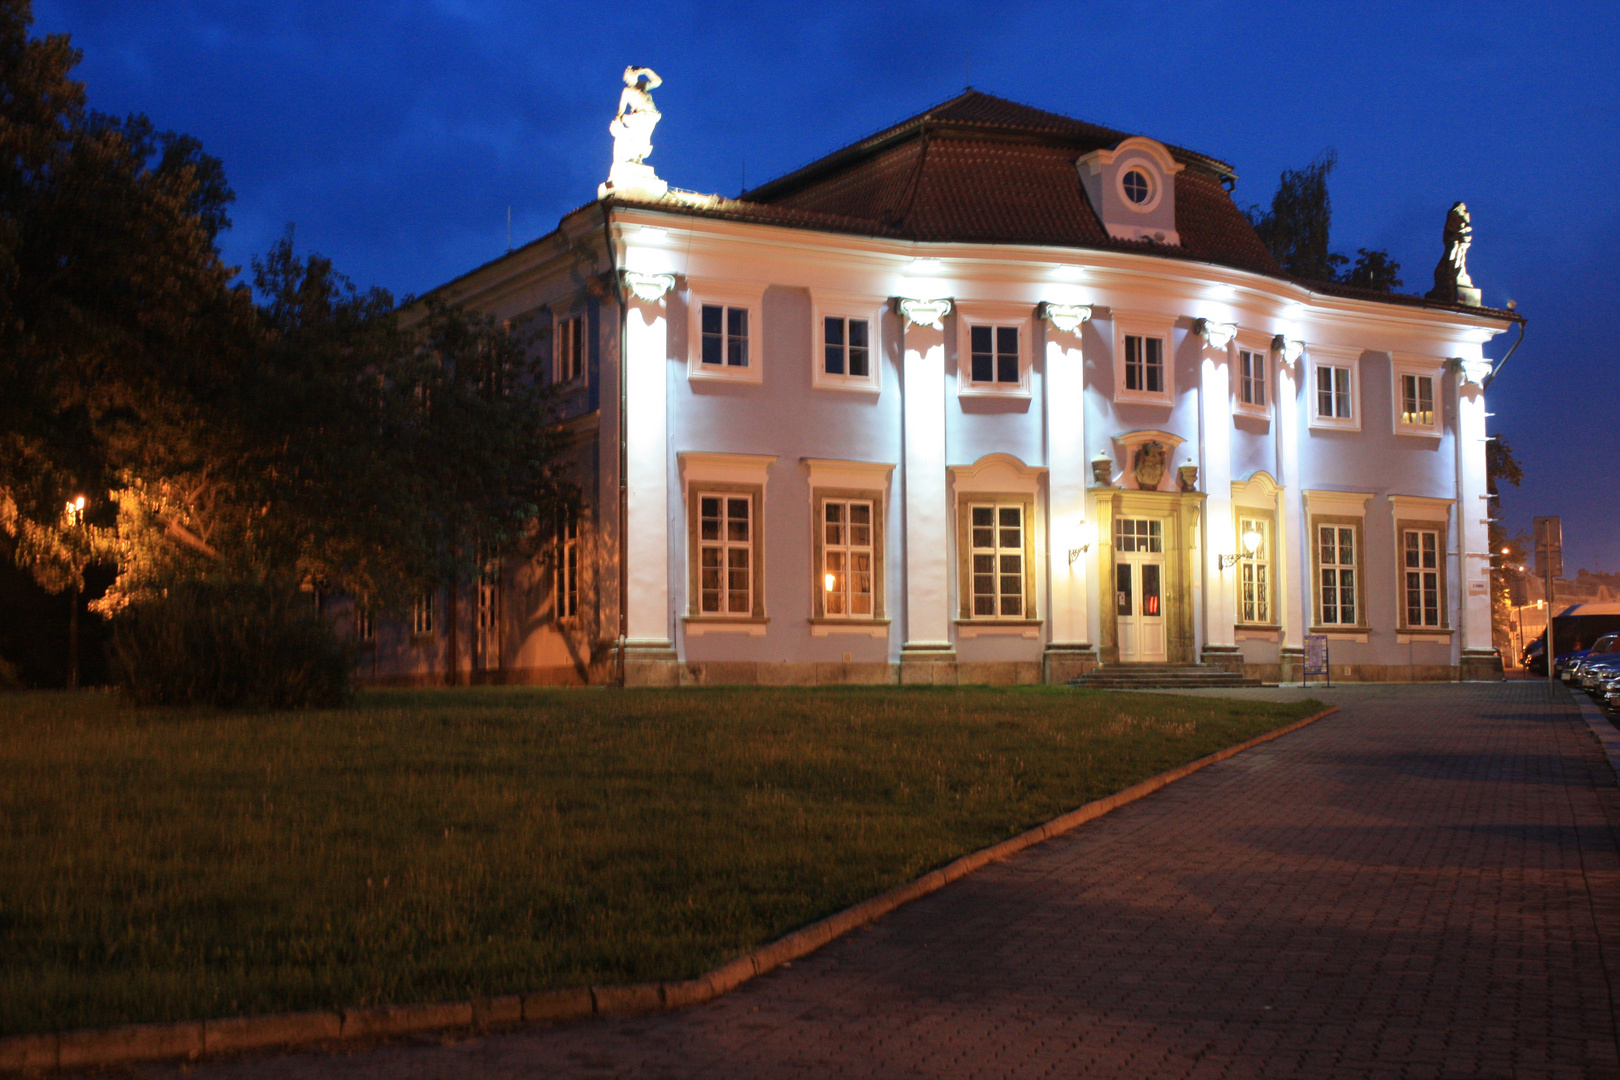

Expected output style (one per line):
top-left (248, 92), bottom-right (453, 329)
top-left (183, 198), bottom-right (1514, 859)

top-left (824, 317), bottom-right (870, 379)
top-left (687, 281), bottom-right (763, 384)
top-left (1239, 348), bottom-right (1267, 408)
top-left (1308, 347), bottom-right (1361, 431)
top-left (1112, 314), bottom-right (1175, 405)
top-left (555, 312), bottom-right (585, 384)
top-left (956, 303), bottom-right (1033, 398)
top-left (1392, 356), bottom-right (1443, 437)
top-left (811, 293), bottom-right (883, 393)
top-left (971, 325), bottom-right (1019, 384)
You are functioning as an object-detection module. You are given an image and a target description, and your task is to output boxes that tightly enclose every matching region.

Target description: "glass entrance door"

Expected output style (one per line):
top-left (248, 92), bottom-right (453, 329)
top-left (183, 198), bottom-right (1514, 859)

top-left (1115, 518), bottom-right (1167, 662)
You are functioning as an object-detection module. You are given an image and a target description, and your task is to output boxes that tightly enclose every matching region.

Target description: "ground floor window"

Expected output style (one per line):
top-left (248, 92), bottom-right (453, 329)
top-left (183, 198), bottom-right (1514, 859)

top-left (412, 590), bottom-right (435, 637)
top-left (698, 492), bottom-right (753, 615)
top-left (970, 502), bottom-right (1026, 617)
top-left (1403, 528), bottom-right (1442, 627)
top-left (555, 516), bottom-right (578, 620)
top-left (1317, 524), bottom-right (1358, 625)
top-left (821, 498), bottom-right (874, 617)
top-left (1238, 517), bottom-right (1271, 624)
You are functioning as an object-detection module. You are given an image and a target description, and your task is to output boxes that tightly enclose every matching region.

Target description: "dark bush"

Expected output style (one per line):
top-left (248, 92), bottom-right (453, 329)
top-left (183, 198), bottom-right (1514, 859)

top-left (110, 574), bottom-right (355, 708)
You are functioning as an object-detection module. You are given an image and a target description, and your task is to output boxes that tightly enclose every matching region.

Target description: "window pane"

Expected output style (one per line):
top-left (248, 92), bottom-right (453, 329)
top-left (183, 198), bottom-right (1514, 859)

top-left (702, 304), bottom-right (722, 366)
top-left (1142, 564), bottom-right (1161, 616)
top-left (1116, 564), bottom-right (1133, 616)
top-left (1126, 335), bottom-right (1142, 391)
top-left (701, 305), bottom-right (722, 335)
top-left (1144, 337), bottom-right (1163, 394)
top-left (997, 326), bottom-right (1018, 383)
top-left (1317, 366), bottom-right (1333, 416)
top-left (971, 325), bottom-right (993, 382)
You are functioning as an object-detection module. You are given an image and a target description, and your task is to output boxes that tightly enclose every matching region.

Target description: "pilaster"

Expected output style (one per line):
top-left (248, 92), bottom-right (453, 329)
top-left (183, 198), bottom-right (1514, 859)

top-left (621, 271), bottom-right (676, 681)
top-left (1196, 320), bottom-right (1236, 654)
top-left (1041, 303), bottom-right (1095, 681)
top-left (1454, 353), bottom-right (1501, 678)
top-left (897, 297), bottom-right (956, 677)
top-left (1275, 338), bottom-right (1305, 657)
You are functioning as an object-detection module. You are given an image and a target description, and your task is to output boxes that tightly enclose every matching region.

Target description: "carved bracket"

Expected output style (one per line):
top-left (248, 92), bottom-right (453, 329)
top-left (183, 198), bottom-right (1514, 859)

top-left (622, 270), bottom-right (675, 304)
top-left (1451, 356), bottom-right (1493, 387)
top-left (1193, 318), bottom-right (1236, 350)
top-left (1039, 302), bottom-right (1093, 335)
top-left (1271, 334), bottom-right (1304, 371)
top-left (895, 297), bottom-right (953, 330)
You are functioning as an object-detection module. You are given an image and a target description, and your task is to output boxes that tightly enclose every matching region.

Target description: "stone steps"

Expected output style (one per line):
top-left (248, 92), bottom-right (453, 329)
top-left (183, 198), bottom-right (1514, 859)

top-left (1070, 663), bottom-right (1265, 690)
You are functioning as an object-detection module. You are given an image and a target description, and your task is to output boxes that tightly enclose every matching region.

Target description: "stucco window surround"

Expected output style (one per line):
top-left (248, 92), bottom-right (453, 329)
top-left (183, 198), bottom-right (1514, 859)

top-left (811, 291), bottom-right (884, 393)
top-left (678, 452), bottom-right (775, 634)
top-left (1389, 494), bottom-right (1454, 641)
top-left (1391, 354), bottom-right (1445, 438)
top-left (1305, 490), bottom-right (1372, 640)
top-left (955, 301), bottom-right (1034, 398)
top-left (1233, 333), bottom-right (1273, 421)
top-left (1307, 345), bottom-right (1362, 432)
top-left (1232, 471), bottom-right (1283, 638)
top-left (686, 279), bottom-right (764, 385)
top-left (1112, 312), bottom-right (1176, 406)
top-left (804, 458), bottom-right (893, 637)
top-left (950, 454), bottom-right (1046, 637)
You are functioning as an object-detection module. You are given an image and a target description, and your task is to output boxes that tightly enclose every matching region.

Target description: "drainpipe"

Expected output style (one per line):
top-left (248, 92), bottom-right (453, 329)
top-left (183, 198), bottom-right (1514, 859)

top-left (603, 203), bottom-right (628, 686)
top-left (1481, 316), bottom-right (1525, 391)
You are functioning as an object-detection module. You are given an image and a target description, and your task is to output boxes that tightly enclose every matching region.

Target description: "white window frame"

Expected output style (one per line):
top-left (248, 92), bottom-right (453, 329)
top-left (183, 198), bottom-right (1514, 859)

top-left (1233, 336), bottom-right (1271, 419)
top-left (820, 498), bottom-right (877, 618)
top-left (687, 280), bottom-right (764, 385)
top-left (412, 590), bottom-right (436, 638)
top-left (1402, 528), bottom-right (1442, 628)
top-left (1237, 515), bottom-right (1273, 625)
top-left (1308, 345), bottom-right (1362, 432)
top-left (1112, 312), bottom-right (1176, 405)
top-left (805, 458), bottom-right (893, 636)
top-left (554, 310), bottom-right (586, 386)
top-left (1317, 523), bottom-right (1359, 627)
top-left (949, 454), bottom-right (1046, 631)
top-left (555, 514), bottom-right (578, 621)
top-left (968, 502), bottom-right (1029, 619)
top-left (811, 293), bottom-right (883, 393)
top-left (955, 302), bottom-right (1033, 398)
top-left (1392, 355), bottom-right (1444, 437)
top-left (695, 492), bottom-right (754, 616)
top-left (1389, 494), bottom-right (1453, 639)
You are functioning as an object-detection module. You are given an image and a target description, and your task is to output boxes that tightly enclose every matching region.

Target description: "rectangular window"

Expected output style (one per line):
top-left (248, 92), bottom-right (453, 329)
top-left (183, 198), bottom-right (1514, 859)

top-left (1239, 349), bottom-right (1267, 407)
top-left (1401, 373), bottom-right (1434, 428)
top-left (969, 503), bottom-right (1024, 618)
top-left (698, 493), bottom-right (752, 614)
top-left (823, 316), bottom-right (870, 379)
top-left (555, 516), bottom-right (578, 620)
top-left (355, 606), bottom-right (374, 642)
top-left (556, 313), bottom-right (585, 383)
top-left (1317, 525), bottom-right (1358, 626)
top-left (969, 325), bottom-right (1020, 384)
top-left (822, 499), bottom-right (874, 617)
top-left (1316, 366), bottom-right (1352, 419)
top-left (1403, 528), bottom-right (1441, 627)
top-left (412, 591), bottom-right (435, 637)
top-left (1125, 334), bottom-right (1165, 394)
top-left (1238, 517), bottom-right (1271, 624)
top-left (701, 304), bottom-right (749, 368)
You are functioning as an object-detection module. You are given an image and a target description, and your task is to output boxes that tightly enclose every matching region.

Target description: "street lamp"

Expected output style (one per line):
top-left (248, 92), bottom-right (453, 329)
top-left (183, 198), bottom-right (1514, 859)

top-left (64, 496), bottom-right (85, 690)
top-left (1219, 527), bottom-right (1264, 570)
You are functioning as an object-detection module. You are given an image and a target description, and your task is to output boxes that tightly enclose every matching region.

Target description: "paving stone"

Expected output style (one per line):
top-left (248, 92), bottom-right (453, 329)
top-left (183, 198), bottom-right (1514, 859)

top-left (127, 683), bottom-right (1620, 1079)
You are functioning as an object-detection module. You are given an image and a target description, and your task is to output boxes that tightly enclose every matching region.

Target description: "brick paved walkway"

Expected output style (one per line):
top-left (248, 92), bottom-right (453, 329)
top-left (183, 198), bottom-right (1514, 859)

top-left (144, 683), bottom-right (1620, 1080)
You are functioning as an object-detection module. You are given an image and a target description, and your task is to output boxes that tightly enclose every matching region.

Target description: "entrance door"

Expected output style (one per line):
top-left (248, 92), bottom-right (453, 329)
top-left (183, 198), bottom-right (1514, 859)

top-left (1115, 518), bottom-right (1167, 662)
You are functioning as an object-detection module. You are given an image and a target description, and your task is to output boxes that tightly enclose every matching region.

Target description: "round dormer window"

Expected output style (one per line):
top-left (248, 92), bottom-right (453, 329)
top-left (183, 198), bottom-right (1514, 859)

top-left (1122, 169), bottom-right (1151, 204)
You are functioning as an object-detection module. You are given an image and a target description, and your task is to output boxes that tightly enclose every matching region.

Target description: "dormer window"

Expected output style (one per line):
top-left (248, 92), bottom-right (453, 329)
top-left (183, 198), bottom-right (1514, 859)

top-left (1076, 136), bottom-right (1184, 245)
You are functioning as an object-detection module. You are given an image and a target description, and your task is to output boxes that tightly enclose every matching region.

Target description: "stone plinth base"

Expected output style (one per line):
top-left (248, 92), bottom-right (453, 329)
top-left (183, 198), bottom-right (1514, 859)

top-left (1044, 643), bottom-right (1099, 684)
top-left (599, 162), bottom-right (668, 201)
top-left (1427, 282), bottom-right (1482, 307)
top-left (1199, 644), bottom-right (1245, 674)
top-left (1459, 647), bottom-right (1504, 682)
top-left (620, 639), bottom-right (679, 687)
top-left (899, 645), bottom-right (958, 685)
top-left (1280, 646), bottom-right (1305, 685)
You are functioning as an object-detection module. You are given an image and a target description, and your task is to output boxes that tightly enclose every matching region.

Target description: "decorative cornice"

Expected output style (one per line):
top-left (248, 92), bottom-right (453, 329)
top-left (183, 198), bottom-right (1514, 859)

top-left (1193, 318), bottom-right (1236, 350)
top-left (895, 296), bottom-right (952, 330)
top-left (1039, 302), bottom-right (1093, 334)
top-left (622, 270), bottom-right (676, 304)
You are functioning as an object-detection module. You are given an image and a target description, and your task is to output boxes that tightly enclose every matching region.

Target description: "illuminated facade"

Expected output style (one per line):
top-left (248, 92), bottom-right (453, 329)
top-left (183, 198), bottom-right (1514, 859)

top-left (361, 90), bottom-right (1518, 686)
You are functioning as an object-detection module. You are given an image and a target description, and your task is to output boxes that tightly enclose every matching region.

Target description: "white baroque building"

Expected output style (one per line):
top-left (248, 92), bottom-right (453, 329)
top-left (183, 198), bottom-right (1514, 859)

top-left (362, 90), bottom-right (1518, 687)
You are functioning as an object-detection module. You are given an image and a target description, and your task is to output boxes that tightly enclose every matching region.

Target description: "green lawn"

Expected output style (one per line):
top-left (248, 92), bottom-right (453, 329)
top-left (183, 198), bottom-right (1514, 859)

top-left (0, 685), bottom-right (1322, 1036)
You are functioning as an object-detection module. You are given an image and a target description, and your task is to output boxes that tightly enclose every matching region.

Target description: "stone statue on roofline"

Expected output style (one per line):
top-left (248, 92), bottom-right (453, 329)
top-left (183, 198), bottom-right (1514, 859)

top-left (1427, 201), bottom-right (1481, 306)
top-left (599, 66), bottom-right (669, 201)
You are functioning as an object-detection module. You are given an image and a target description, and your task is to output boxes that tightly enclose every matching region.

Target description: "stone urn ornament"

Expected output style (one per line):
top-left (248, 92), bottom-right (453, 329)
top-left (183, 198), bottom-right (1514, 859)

top-left (1132, 441), bottom-right (1167, 490)
top-left (1091, 451), bottom-right (1114, 487)
top-left (1177, 461), bottom-right (1199, 493)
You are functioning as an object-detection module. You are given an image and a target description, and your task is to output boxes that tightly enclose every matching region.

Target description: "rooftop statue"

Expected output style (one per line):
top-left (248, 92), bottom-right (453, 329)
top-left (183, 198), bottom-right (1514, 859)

top-left (1428, 201), bottom-right (1481, 306)
top-left (600, 67), bottom-right (669, 201)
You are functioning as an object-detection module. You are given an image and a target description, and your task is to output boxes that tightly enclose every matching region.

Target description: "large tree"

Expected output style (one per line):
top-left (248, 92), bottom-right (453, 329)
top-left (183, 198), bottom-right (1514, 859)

top-left (1245, 149), bottom-right (1403, 292)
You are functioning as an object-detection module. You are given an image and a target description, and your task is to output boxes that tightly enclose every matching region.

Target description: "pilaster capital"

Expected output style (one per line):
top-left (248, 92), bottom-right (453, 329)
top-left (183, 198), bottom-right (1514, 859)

top-left (1193, 318), bottom-right (1236, 350)
top-left (895, 296), bottom-right (952, 330)
top-left (1271, 334), bottom-right (1305, 372)
top-left (1039, 302), bottom-right (1093, 335)
top-left (622, 270), bottom-right (676, 304)
top-left (1451, 356), bottom-right (1493, 387)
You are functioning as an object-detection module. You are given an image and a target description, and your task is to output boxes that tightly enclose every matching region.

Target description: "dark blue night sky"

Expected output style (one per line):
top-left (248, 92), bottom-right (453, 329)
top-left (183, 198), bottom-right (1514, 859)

top-left (31, 0), bottom-right (1620, 571)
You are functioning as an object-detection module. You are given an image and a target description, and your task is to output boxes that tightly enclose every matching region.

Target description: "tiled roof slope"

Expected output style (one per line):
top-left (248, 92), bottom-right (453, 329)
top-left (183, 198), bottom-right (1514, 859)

top-left (733, 89), bottom-right (1280, 277)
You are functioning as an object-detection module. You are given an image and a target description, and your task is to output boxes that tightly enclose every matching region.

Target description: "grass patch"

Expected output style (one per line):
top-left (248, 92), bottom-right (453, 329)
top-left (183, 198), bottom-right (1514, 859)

top-left (0, 685), bottom-right (1322, 1035)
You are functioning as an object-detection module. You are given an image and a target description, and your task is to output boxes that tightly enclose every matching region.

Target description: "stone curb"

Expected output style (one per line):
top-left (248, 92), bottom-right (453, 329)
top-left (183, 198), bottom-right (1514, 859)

top-left (0, 704), bottom-right (1337, 1075)
top-left (1568, 684), bottom-right (1620, 783)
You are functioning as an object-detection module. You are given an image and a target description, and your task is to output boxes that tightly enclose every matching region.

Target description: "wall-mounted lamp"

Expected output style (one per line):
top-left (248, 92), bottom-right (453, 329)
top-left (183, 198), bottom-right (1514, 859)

top-left (1068, 522), bottom-right (1094, 564)
top-left (823, 572), bottom-right (837, 592)
top-left (1218, 527), bottom-right (1263, 569)
top-left (65, 495), bottom-right (85, 526)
